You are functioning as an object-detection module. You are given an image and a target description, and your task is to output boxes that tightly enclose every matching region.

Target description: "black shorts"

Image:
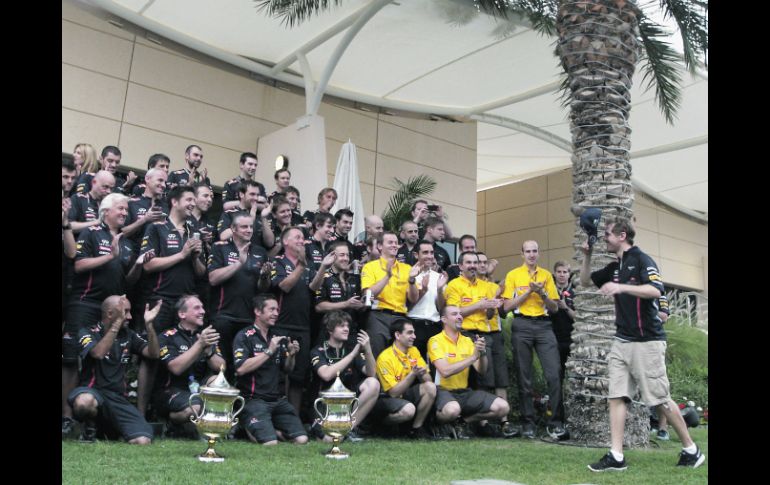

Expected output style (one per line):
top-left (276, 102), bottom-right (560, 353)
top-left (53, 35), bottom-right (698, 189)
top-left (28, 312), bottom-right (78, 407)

top-left (241, 397), bottom-right (306, 444)
top-left (152, 388), bottom-right (203, 418)
top-left (62, 302), bottom-right (101, 364)
top-left (276, 328), bottom-right (311, 386)
top-left (463, 331), bottom-right (509, 389)
top-left (371, 383), bottom-right (423, 418)
top-left (68, 387), bottom-right (153, 441)
top-left (436, 388), bottom-right (497, 417)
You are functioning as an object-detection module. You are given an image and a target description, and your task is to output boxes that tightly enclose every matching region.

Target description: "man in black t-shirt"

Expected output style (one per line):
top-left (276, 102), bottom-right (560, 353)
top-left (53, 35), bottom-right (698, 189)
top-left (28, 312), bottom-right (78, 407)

top-left (314, 241), bottom-right (366, 336)
top-left (69, 170), bottom-right (115, 235)
top-left (153, 295), bottom-right (224, 437)
top-left (122, 168), bottom-right (169, 251)
top-left (396, 221), bottom-right (419, 266)
top-left (222, 152), bottom-right (267, 211)
top-left (218, 180), bottom-right (274, 250)
top-left (233, 295), bottom-right (307, 445)
top-left (423, 217), bottom-right (451, 272)
top-left (305, 212), bottom-right (335, 271)
top-left (167, 145), bottom-right (210, 189)
top-left (582, 217), bottom-right (705, 472)
top-left (309, 311), bottom-right (379, 442)
top-left (208, 212), bottom-right (272, 379)
top-left (270, 227), bottom-right (331, 412)
top-left (68, 295), bottom-right (161, 444)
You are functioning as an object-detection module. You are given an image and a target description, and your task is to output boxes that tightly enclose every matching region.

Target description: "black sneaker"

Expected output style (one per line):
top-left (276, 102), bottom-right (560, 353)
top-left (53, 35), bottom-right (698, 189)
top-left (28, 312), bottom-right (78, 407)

top-left (501, 421), bottom-right (520, 438)
top-left (521, 423), bottom-right (536, 439)
top-left (310, 420), bottom-right (326, 441)
top-left (546, 424), bottom-right (568, 440)
top-left (346, 428), bottom-right (364, 443)
top-left (588, 452), bottom-right (628, 472)
top-left (676, 446), bottom-right (705, 468)
top-left (79, 424), bottom-right (97, 443)
top-left (476, 422), bottom-right (503, 438)
top-left (453, 421), bottom-right (471, 440)
top-left (408, 425), bottom-right (437, 440)
top-left (62, 417), bottom-right (75, 438)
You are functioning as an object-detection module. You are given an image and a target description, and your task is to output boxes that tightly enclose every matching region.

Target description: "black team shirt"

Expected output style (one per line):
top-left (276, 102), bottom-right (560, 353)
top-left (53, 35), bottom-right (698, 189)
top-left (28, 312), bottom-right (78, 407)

top-left (270, 255), bottom-right (317, 332)
top-left (78, 323), bottom-right (148, 394)
top-left (141, 220), bottom-right (204, 298)
top-left (208, 240), bottom-right (269, 322)
top-left (233, 325), bottom-right (287, 400)
top-left (71, 223), bottom-right (135, 305)
top-left (158, 325), bottom-right (223, 390)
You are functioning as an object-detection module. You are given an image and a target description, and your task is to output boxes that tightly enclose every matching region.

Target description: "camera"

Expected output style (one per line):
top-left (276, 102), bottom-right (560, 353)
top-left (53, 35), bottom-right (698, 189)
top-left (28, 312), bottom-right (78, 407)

top-left (427, 204), bottom-right (439, 212)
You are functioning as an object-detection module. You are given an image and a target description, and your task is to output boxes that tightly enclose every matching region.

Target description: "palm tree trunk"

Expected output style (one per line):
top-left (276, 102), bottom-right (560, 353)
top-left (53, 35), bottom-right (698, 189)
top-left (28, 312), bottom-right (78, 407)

top-left (557, 0), bottom-right (649, 447)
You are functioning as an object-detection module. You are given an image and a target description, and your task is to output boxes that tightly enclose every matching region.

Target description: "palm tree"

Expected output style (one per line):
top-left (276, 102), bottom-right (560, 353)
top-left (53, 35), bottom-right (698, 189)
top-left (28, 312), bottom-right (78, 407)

top-left (256, 0), bottom-right (707, 447)
top-left (381, 175), bottom-right (437, 233)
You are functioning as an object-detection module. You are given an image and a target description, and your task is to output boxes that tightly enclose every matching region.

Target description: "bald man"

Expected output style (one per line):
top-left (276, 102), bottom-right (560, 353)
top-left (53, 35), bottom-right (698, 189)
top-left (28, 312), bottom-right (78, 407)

top-left (68, 295), bottom-right (161, 444)
top-left (69, 171), bottom-right (115, 234)
top-left (353, 215), bottom-right (384, 262)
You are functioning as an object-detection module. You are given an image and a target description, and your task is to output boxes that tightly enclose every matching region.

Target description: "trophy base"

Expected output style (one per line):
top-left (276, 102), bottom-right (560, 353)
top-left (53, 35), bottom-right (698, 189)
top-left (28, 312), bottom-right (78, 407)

top-left (196, 436), bottom-right (225, 463)
top-left (323, 434), bottom-right (349, 459)
top-left (197, 455), bottom-right (225, 463)
top-left (324, 451), bottom-right (350, 460)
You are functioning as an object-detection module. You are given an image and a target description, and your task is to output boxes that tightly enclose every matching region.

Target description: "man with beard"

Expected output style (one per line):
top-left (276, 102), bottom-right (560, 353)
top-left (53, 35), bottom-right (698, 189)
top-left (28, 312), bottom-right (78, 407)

top-left (167, 145), bottom-right (210, 189)
top-left (314, 241), bottom-right (366, 336)
top-left (396, 221), bottom-right (419, 266)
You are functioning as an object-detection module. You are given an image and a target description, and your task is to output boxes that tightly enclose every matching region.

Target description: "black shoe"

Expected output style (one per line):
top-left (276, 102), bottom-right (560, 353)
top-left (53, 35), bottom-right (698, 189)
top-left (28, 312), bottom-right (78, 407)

top-left (431, 424), bottom-right (452, 440)
top-left (546, 424), bottom-right (568, 440)
top-left (408, 425), bottom-right (437, 440)
top-left (62, 417), bottom-right (75, 438)
top-left (588, 452), bottom-right (628, 472)
top-left (79, 424), bottom-right (97, 443)
top-left (310, 420), bottom-right (327, 441)
top-left (453, 421), bottom-right (470, 440)
top-left (521, 423), bottom-right (536, 439)
top-left (346, 428), bottom-right (364, 443)
top-left (676, 446), bottom-right (705, 468)
top-left (501, 421), bottom-right (520, 438)
top-left (476, 422), bottom-right (503, 438)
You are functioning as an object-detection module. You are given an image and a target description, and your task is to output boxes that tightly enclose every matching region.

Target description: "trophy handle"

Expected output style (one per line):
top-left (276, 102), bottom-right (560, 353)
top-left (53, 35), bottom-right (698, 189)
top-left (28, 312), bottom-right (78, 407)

top-left (231, 395), bottom-right (246, 420)
top-left (313, 398), bottom-right (328, 420)
top-left (350, 397), bottom-right (360, 422)
top-left (189, 393), bottom-right (204, 422)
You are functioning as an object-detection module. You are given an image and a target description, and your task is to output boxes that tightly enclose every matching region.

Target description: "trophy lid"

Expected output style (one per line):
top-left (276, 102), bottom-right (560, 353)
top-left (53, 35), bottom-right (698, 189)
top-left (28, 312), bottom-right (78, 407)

top-left (319, 372), bottom-right (356, 399)
top-left (199, 365), bottom-right (241, 397)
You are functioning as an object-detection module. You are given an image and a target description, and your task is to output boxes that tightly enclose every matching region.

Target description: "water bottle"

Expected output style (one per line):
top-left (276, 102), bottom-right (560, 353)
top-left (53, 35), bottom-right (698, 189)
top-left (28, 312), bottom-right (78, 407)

top-left (188, 375), bottom-right (200, 394)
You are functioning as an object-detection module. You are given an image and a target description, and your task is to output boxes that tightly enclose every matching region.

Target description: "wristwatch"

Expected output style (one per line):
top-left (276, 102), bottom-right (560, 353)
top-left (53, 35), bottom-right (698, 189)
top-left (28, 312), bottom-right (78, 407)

top-left (408, 277), bottom-right (416, 284)
top-left (265, 348), bottom-right (274, 357)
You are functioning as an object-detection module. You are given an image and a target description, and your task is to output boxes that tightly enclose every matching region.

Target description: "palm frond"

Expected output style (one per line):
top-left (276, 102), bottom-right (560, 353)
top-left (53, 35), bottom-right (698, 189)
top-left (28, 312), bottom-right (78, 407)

top-left (638, 15), bottom-right (683, 124)
top-left (657, 0), bottom-right (709, 70)
top-left (381, 175), bottom-right (437, 233)
top-left (255, 0), bottom-right (345, 28)
top-left (473, 0), bottom-right (558, 37)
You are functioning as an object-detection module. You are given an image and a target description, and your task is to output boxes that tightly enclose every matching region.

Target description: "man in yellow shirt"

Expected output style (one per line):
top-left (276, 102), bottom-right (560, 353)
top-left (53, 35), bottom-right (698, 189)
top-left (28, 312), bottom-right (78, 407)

top-left (501, 240), bottom-right (566, 440)
top-left (373, 319), bottom-right (437, 440)
top-left (443, 251), bottom-right (516, 437)
top-left (361, 231), bottom-right (420, 358)
top-left (428, 306), bottom-right (510, 439)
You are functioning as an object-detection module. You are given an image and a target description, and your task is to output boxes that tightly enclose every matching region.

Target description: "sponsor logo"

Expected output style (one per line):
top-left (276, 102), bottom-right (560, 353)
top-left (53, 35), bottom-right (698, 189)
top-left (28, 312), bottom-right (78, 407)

top-left (180, 345), bottom-right (189, 352)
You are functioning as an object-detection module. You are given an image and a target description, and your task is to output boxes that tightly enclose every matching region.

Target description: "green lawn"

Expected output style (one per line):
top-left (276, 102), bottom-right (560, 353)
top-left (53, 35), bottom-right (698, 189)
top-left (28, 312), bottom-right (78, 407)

top-left (62, 427), bottom-right (707, 484)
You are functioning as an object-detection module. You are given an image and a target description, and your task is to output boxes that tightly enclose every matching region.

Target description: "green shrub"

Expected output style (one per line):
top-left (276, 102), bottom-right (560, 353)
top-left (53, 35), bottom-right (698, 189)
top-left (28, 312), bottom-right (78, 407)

top-left (664, 317), bottom-right (708, 407)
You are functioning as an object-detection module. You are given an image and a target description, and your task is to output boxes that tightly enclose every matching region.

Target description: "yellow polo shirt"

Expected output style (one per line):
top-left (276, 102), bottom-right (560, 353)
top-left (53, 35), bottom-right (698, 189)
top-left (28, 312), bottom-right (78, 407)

top-left (376, 344), bottom-right (426, 392)
top-left (427, 331), bottom-right (476, 391)
top-left (361, 257), bottom-right (412, 313)
top-left (502, 264), bottom-right (558, 317)
top-left (445, 275), bottom-right (498, 332)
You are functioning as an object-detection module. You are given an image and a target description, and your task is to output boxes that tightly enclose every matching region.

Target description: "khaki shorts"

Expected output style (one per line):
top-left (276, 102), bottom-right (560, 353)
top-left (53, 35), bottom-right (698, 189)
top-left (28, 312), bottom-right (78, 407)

top-left (608, 339), bottom-right (670, 406)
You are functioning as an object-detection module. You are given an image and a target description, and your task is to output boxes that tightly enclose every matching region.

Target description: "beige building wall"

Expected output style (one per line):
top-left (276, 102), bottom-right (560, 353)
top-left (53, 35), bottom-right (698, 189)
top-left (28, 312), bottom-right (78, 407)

top-left (477, 168), bottom-right (708, 293)
top-left (62, 0), bottom-right (477, 236)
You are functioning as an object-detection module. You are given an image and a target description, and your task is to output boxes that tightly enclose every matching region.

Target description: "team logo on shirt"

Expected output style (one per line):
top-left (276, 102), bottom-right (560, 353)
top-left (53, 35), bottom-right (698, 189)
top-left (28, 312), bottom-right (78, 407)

top-left (461, 297), bottom-right (472, 303)
top-left (447, 353), bottom-right (456, 358)
top-left (166, 233), bottom-right (179, 249)
top-left (179, 345), bottom-right (189, 352)
top-left (160, 346), bottom-right (169, 358)
top-left (98, 239), bottom-right (112, 254)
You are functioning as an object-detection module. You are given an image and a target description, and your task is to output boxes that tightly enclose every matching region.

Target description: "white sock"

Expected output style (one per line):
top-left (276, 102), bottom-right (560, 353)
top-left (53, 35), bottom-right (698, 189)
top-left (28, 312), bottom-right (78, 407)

top-left (683, 444), bottom-right (697, 454)
top-left (611, 450), bottom-right (624, 462)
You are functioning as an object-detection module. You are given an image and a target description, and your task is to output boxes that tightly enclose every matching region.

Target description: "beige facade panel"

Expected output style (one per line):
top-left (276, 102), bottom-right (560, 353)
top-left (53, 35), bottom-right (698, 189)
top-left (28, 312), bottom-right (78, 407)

top-left (359, 182), bottom-right (375, 217)
top-left (62, 0), bottom-right (135, 40)
top-left (547, 221), bottom-right (575, 249)
top-left (62, 64), bottom-right (127, 121)
top-left (657, 211), bottom-right (707, 244)
top-left (62, 109), bottom-right (122, 154)
top-left (118, 124), bottom-right (242, 182)
top-left (477, 236), bottom-right (486, 252)
top-left (317, 103), bottom-right (378, 151)
top-left (497, 255), bottom-right (524, 279)
top-left (122, 83), bottom-right (282, 153)
top-left (385, 117), bottom-right (477, 150)
top-left (659, 258), bottom-right (704, 291)
top-left (62, 21), bottom-right (134, 79)
top-left (635, 192), bottom-right (657, 208)
top-left (376, 121), bottom-right (476, 180)
top-left (633, 229), bottom-right (661, 258)
top-left (485, 176), bottom-right (548, 213)
top-left (547, 197), bottom-right (572, 224)
top-left (477, 215), bottom-right (486, 239)
top-left (632, 202), bottom-right (659, 232)
top-left (325, 140), bottom-right (376, 185)
top-left (477, 191), bottom-right (486, 219)
top-left (548, 247), bottom-right (579, 269)
top-left (658, 235), bottom-right (707, 267)
top-left (547, 169), bottom-right (572, 199)
top-left (374, 155), bottom-right (477, 211)
top-left (485, 203), bottom-right (548, 237)
top-left (485, 226), bottom-right (549, 259)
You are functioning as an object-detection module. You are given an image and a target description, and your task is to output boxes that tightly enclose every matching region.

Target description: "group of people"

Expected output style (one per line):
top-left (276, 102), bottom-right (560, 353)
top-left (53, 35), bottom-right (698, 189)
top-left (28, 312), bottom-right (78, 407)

top-left (61, 142), bottom-right (704, 471)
